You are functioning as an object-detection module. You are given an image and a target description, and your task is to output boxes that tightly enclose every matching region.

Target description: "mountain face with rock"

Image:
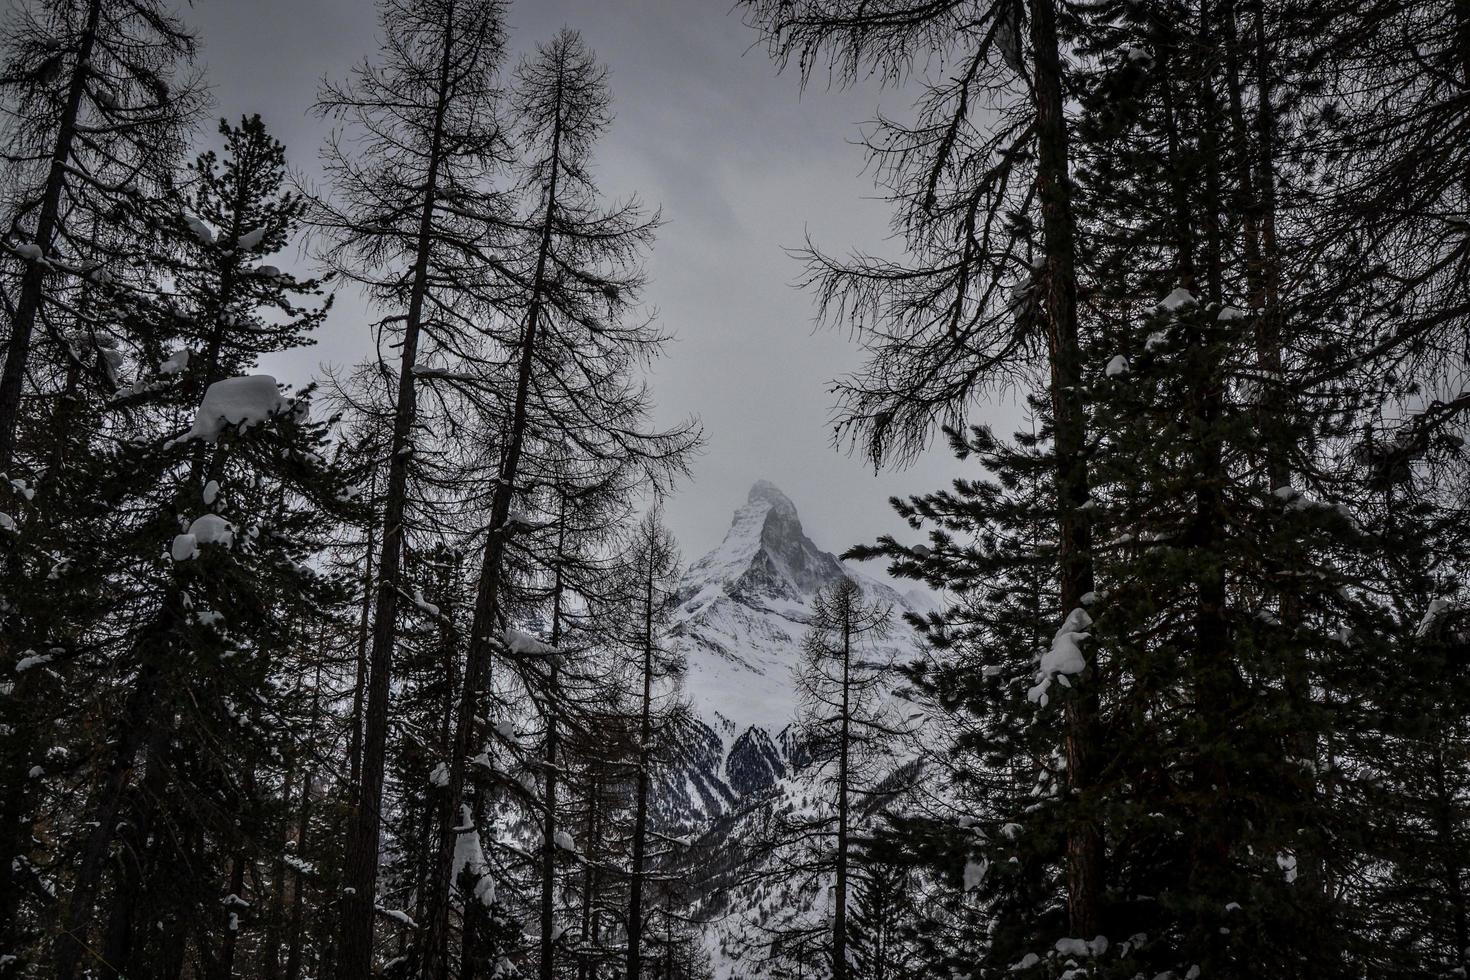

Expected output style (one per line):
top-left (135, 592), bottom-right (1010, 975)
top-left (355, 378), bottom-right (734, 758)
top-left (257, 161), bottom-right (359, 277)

top-left (651, 481), bottom-right (925, 834)
top-left (646, 482), bottom-right (930, 979)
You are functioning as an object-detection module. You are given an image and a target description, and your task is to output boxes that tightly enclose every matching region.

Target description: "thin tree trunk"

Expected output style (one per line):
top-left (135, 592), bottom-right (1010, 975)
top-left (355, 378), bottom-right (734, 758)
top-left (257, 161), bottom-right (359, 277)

top-left (1433, 736), bottom-right (1468, 970)
top-left (1218, 0), bottom-right (1277, 471)
top-left (1246, 0), bottom-right (1327, 901)
top-left (411, 563), bottom-right (459, 966)
top-left (284, 666), bottom-right (322, 980)
top-left (577, 776), bottom-right (601, 980)
top-left (217, 856), bottom-right (247, 980)
top-left (263, 764), bottom-right (298, 980)
top-left (284, 770), bottom-right (313, 980)
top-left (1251, 4), bottom-right (1283, 444)
top-left (538, 679), bottom-right (562, 980)
top-left (1028, 0), bottom-right (1100, 937)
top-left (420, 56), bottom-right (566, 980)
top-left (1155, 7), bottom-right (1238, 957)
top-left (832, 603), bottom-right (851, 980)
top-left (539, 508), bottom-right (568, 980)
top-left (405, 803), bottom-right (430, 964)
top-left (347, 472), bottom-right (378, 797)
top-left (626, 547), bottom-right (657, 980)
top-left (336, 5), bottom-right (460, 973)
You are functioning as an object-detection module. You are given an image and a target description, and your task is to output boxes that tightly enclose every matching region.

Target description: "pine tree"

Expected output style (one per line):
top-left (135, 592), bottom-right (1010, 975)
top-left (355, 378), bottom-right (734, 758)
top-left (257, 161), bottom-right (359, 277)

top-left (738, 0), bottom-right (1104, 935)
top-left (847, 860), bottom-right (920, 980)
top-left (416, 29), bottom-right (697, 977)
top-left (789, 577), bottom-right (895, 980)
top-left (833, 0), bottom-right (1469, 972)
top-left (0, 8), bottom-right (204, 946)
top-left (623, 509), bottom-right (683, 980)
top-left (522, 469), bottom-right (646, 980)
top-left (5, 112), bottom-right (362, 978)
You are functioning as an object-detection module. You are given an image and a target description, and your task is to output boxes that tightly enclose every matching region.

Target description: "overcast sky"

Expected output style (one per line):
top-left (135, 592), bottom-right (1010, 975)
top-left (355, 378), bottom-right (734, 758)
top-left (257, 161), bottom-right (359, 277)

top-left (190, 0), bottom-right (1007, 568)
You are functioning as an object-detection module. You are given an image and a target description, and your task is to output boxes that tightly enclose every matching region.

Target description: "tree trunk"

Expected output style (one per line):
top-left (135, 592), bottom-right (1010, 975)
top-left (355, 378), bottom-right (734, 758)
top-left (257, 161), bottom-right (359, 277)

top-left (577, 776), bottom-right (601, 980)
top-left (98, 843), bottom-right (140, 979)
top-left (1246, 0), bottom-right (1325, 900)
top-left (284, 768), bottom-right (313, 980)
top-left (55, 650), bottom-right (170, 980)
top-left (263, 765), bottom-right (298, 980)
top-left (832, 604), bottom-right (851, 980)
top-left (1162, 6), bottom-right (1235, 957)
top-left (1433, 736), bottom-right (1469, 971)
top-left (420, 57), bottom-right (566, 980)
top-left (335, 6), bottom-right (460, 975)
top-left (1028, 0), bottom-right (1100, 938)
top-left (99, 724), bottom-right (180, 980)
top-left (539, 510), bottom-right (568, 980)
top-left (347, 472), bottom-right (378, 797)
top-left (217, 856), bottom-right (247, 980)
top-left (626, 548), bottom-right (657, 980)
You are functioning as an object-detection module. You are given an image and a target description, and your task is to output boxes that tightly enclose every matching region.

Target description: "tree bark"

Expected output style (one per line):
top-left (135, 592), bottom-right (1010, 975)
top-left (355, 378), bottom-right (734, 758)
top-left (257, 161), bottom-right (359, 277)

top-left (347, 472), bottom-right (378, 797)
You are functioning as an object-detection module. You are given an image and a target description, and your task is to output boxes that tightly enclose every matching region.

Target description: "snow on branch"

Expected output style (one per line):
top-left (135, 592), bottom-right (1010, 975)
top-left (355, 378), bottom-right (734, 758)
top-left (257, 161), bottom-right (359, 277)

top-left (173, 375), bottom-right (294, 445)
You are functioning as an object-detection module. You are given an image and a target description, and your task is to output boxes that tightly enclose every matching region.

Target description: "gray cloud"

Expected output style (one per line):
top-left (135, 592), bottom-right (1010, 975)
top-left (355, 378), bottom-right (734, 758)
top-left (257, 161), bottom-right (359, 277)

top-left (192, 0), bottom-right (1008, 569)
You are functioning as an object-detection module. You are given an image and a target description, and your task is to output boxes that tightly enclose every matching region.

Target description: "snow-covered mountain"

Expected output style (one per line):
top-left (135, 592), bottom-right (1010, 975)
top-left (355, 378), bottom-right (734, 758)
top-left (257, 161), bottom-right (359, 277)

top-left (651, 480), bottom-right (925, 832)
top-left (641, 482), bottom-right (932, 978)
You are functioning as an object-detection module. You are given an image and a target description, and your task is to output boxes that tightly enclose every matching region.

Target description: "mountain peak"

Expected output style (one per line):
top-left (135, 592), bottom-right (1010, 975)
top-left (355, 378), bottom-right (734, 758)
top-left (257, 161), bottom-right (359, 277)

top-left (747, 479), bottom-right (796, 513)
top-left (683, 481), bottom-right (846, 604)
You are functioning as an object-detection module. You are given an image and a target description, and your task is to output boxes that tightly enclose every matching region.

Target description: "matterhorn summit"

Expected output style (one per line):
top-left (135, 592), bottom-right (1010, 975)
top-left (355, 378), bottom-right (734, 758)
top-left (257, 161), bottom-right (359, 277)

top-left (681, 479), bottom-right (847, 603)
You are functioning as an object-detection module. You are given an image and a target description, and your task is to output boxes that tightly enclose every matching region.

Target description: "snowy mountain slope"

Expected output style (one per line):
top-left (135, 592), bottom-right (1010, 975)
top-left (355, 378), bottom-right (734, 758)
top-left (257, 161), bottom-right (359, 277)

top-left (671, 481), bottom-right (920, 738)
top-left (638, 481), bottom-right (935, 977)
top-left (654, 480), bottom-right (924, 826)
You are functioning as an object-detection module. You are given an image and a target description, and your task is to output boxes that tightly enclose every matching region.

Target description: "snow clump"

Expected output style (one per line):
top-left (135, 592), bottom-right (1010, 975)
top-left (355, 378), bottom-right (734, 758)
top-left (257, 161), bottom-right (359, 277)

top-left (180, 375), bottom-right (291, 443)
top-left (504, 628), bottom-right (556, 656)
top-left (232, 227), bottom-right (268, 251)
top-left (159, 349), bottom-right (190, 376)
top-left (184, 215), bottom-right (215, 244)
top-left (1027, 607), bottom-right (1093, 706)
top-left (170, 514), bottom-right (233, 562)
top-left (1158, 287), bottom-right (1198, 312)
